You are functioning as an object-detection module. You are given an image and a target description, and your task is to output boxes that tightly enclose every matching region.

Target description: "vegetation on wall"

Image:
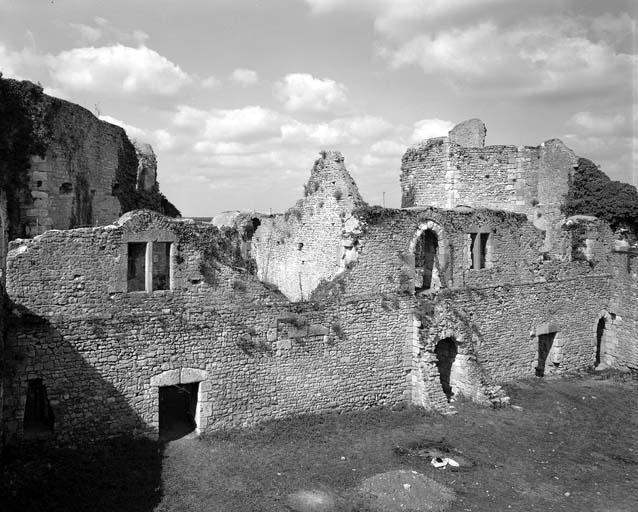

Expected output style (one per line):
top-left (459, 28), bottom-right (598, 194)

top-left (0, 75), bottom-right (48, 239)
top-left (564, 158), bottom-right (638, 239)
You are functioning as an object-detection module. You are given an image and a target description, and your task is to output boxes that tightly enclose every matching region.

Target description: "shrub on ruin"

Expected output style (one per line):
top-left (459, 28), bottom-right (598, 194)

top-left (563, 158), bottom-right (638, 239)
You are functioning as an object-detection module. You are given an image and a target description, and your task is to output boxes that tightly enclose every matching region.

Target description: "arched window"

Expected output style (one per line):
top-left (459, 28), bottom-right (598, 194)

top-left (415, 230), bottom-right (438, 291)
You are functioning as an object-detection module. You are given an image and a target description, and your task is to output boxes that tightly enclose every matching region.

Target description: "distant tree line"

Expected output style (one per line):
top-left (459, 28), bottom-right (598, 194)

top-left (564, 157), bottom-right (638, 239)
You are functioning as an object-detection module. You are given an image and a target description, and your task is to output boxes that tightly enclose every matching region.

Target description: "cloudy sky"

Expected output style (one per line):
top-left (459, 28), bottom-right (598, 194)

top-left (1, 0), bottom-right (636, 216)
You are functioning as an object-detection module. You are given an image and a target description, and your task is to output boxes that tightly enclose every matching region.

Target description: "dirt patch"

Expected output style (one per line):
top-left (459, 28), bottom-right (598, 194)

top-left (354, 470), bottom-right (455, 511)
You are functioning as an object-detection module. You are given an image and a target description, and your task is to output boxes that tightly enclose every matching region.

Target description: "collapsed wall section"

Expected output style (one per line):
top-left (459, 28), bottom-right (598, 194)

top-left (251, 150), bottom-right (366, 301)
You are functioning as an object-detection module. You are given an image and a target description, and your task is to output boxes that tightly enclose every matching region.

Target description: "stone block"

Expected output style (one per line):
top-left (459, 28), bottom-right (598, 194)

top-left (181, 367), bottom-right (208, 384)
top-left (150, 369), bottom-right (180, 387)
top-left (449, 119), bottom-right (486, 148)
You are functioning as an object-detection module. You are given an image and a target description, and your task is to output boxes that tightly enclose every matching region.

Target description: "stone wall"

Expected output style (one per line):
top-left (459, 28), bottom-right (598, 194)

top-left (400, 120), bottom-right (578, 252)
top-left (0, 78), bottom-right (178, 239)
top-left (2, 211), bottom-right (409, 444)
top-left (0, 190), bottom-right (6, 449)
top-left (1, 138), bottom-right (632, 446)
top-left (251, 151), bottom-right (366, 301)
top-left (610, 247), bottom-right (638, 370)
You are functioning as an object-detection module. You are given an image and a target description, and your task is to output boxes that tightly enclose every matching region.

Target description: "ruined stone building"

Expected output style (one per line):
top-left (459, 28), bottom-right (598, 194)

top-left (0, 103), bottom-right (636, 445)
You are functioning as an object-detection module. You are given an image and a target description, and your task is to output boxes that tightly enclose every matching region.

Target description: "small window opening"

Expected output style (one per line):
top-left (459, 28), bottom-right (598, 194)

top-left (159, 383), bottom-right (199, 441)
top-left (536, 332), bottom-right (556, 377)
top-left (152, 242), bottom-right (171, 291)
top-left (470, 232), bottom-right (490, 269)
top-left (127, 242), bottom-right (147, 292)
top-left (24, 379), bottom-right (54, 434)
top-left (36, 180), bottom-right (43, 188)
top-left (59, 182), bottom-right (73, 194)
top-left (415, 229), bottom-right (438, 291)
top-left (435, 338), bottom-right (458, 401)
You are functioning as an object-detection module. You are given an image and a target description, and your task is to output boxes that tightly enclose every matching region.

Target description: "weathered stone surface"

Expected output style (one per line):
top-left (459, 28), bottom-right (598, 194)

top-left (133, 142), bottom-right (158, 193)
top-left (1, 122), bottom-right (635, 448)
top-left (400, 123), bottom-right (577, 253)
top-left (1, 79), bottom-right (177, 239)
top-left (150, 369), bottom-right (181, 387)
top-left (448, 118), bottom-right (486, 148)
top-left (251, 150), bottom-right (365, 301)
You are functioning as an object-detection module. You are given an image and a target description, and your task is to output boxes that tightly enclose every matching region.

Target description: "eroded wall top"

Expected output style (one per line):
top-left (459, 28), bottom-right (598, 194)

top-left (251, 150), bottom-right (366, 301)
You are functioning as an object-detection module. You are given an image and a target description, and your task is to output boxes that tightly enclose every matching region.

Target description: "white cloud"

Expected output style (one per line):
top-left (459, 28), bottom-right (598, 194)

top-left (281, 116), bottom-right (392, 145)
top-left (68, 17), bottom-right (149, 46)
top-left (370, 139), bottom-right (406, 157)
top-left (49, 45), bottom-right (191, 95)
top-left (275, 73), bottom-right (348, 113)
top-left (173, 105), bottom-right (210, 128)
top-left (230, 68), bottom-right (258, 85)
top-left (70, 23), bottom-right (103, 44)
top-left (563, 106), bottom-right (638, 186)
top-left (201, 75), bottom-right (221, 88)
top-left (174, 105), bottom-right (282, 143)
top-left (301, 0), bottom-right (506, 36)
top-left (153, 129), bottom-right (175, 151)
top-left (410, 118), bottom-right (454, 142)
top-left (202, 106), bottom-right (281, 142)
top-left (99, 114), bottom-right (148, 142)
top-left (385, 16), bottom-right (637, 99)
top-left (0, 43), bottom-right (41, 79)
top-left (566, 111), bottom-right (629, 137)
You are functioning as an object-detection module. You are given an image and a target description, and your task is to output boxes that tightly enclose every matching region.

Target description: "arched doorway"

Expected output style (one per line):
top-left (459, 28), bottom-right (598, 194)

top-left (595, 317), bottom-right (606, 367)
top-left (415, 230), bottom-right (438, 291)
top-left (435, 338), bottom-right (458, 400)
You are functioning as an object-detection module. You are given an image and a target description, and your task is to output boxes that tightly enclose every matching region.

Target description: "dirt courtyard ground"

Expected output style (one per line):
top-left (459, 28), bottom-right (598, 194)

top-left (2, 371), bottom-right (637, 511)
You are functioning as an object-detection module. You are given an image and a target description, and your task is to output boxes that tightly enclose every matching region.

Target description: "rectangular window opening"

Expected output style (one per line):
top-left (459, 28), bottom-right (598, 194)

top-left (153, 242), bottom-right (171, 291)
top-left (24, 378), bottom-right (54, 434)
top-left (127, 242), bottom-right (147, 292)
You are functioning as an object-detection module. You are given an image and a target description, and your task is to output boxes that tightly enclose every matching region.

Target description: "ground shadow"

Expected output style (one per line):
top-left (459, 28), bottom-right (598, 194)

top-left (1, 304), bottom-right (165, 511)
top-left (0, 437), bottom-right (164, 512)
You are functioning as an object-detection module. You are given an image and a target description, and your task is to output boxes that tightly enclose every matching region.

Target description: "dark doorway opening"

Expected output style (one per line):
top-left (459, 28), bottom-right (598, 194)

top-left (24, 379), bottom-right (54, 436)
top-left (435, 338), bottom-right (458, 401)
top-left (536, 332), bottom-right (556, 377)
top-left (595, 318), bottom-right (605, 367)
top-left (415, 230), bottom-right (438, 292)
top-left (159, 383), bottom-right (198, 441)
